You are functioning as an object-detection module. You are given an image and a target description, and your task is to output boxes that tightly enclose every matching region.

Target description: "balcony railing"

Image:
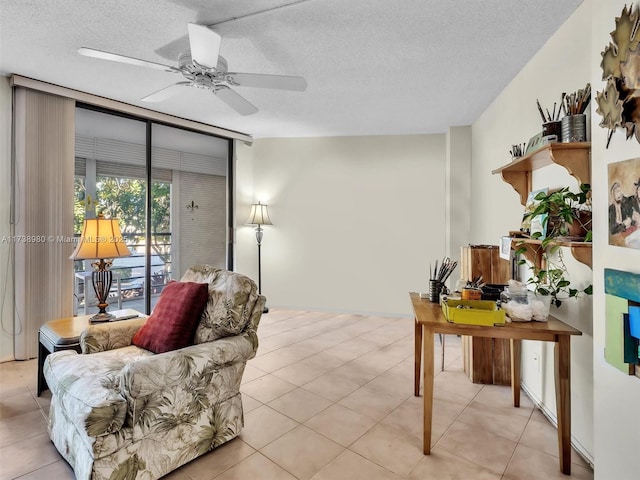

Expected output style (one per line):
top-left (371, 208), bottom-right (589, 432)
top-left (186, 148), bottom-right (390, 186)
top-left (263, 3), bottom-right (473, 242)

top-left (73, 231), bottom-right (172, 313)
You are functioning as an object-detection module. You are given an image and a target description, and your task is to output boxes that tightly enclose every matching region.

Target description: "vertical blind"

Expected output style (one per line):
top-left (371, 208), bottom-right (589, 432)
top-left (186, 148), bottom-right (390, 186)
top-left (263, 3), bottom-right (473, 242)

top-left (176, 172), bottom-right (227, 278)
top-left (13, 88), bottom-right (75, 359)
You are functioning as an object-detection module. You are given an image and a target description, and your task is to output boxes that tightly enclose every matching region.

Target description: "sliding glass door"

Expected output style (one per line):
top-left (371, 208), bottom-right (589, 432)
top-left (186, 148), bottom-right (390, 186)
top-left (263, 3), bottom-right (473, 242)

top-left (73, 106), bottom-right (231, 315)
top-left (74, 108), bottom-right (148, 314)
top-left (151, 124), bottom-right (229, 281)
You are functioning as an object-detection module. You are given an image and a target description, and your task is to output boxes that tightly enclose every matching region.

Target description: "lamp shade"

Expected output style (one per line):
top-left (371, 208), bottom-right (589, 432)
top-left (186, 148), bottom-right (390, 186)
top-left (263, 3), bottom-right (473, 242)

top-left (70, 214), bottom-right (131, 260)
top-left (246, 202), bottom-right (273, 226)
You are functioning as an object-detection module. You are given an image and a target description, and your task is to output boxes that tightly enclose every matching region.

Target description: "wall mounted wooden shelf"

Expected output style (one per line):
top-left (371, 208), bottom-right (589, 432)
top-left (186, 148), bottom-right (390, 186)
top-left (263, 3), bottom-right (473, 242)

top-left (495, 142), bottom-right (593, 270)
top-left (511, 238), bottom-right (592, 270)
top-left (492, 142), bottom-right (591, 206)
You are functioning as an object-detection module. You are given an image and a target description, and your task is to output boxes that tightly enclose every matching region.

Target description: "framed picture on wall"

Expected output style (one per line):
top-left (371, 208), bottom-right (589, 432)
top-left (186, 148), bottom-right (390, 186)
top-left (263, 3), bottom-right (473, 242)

top-left (525, 132), bottom-right (544, 155)
top-left (521, 188), bottom-right (548, 234)
top-left (608, 157), bottom-right (640, 249)
top-left (530, 213), bottom-right (548, 239)
top-left (500, 236), bottom-right (512, 260)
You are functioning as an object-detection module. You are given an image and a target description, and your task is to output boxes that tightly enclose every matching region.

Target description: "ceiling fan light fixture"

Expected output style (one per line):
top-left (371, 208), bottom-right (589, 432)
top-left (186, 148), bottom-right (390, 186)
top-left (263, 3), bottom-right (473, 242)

top-left (77, 22), bottom-right (307, 115)
top-left (193, 75), bottom-right (213, 89)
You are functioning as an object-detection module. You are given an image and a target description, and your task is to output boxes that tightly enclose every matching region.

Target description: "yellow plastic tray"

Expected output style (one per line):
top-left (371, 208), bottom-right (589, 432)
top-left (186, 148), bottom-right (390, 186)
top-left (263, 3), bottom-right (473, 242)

top-left (442, 299), bottom-right (505, 326)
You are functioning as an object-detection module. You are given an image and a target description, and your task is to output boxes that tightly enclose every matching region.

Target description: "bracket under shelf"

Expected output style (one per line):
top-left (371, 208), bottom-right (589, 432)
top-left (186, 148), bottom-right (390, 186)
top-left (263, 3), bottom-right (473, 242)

top-left (511, 237), bottom-right (592, 270)
top-left (492, 142), bottom-right (591, 206)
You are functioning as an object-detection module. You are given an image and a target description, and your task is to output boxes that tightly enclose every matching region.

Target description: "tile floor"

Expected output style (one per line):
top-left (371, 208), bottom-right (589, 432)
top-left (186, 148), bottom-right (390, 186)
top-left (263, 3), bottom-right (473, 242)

top-left (0, 308), bottom-right (594, 480)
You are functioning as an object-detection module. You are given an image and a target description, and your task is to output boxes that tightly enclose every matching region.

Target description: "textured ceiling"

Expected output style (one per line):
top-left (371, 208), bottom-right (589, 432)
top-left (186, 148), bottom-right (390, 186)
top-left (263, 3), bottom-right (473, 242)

top-left (0, 0), bottom-right (582, 138)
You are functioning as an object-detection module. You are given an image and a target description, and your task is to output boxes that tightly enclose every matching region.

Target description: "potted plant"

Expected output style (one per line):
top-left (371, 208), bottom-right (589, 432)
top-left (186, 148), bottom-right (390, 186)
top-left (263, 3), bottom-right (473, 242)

top-left (524, 183), bottom-right (592, 241)
top-left (516, 244), bottom-right (593, 307)
top-left (517, 183), bottom-right (592, 308)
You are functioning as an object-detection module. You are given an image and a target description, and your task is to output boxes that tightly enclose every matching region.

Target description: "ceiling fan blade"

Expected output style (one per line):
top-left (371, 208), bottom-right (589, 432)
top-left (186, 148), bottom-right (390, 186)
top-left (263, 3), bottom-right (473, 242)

top-left (78, 47), bottom-right (178, 72)
top-left (215, 86), bottom-right (258, 116)
top-left (141, 82), bottom-right (191, 102)
top-left (187, 23), bottom-right (221, 69)
top-left (228, 72), bottom-right (307, 91)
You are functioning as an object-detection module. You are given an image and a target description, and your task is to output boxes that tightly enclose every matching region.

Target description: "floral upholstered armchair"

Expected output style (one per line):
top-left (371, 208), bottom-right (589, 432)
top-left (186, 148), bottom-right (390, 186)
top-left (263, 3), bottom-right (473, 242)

top-left (43, 266), bottom-right (265, 480)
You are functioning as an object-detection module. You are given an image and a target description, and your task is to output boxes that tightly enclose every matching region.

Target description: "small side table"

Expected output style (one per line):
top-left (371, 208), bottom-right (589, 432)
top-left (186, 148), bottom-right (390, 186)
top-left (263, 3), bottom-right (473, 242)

top-left (37, 309), bottom-right (143, 396)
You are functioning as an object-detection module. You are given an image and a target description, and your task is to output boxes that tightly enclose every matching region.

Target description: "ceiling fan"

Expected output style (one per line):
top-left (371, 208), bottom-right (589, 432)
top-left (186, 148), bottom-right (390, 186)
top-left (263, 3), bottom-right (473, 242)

top-left (78, 23), bottom-right (307, 115)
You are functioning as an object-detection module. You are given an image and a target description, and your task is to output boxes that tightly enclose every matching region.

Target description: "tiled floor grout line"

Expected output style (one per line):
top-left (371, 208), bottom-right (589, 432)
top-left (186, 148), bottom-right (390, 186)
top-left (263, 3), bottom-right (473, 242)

top-left (344, 447), bottom-right (408, 479)
top-left (255, 313), bottom-right (410, 352)
top-left (250, 323), bottom-right (414, 387)
top-left (251, 339), bottom-right (414, 418)
top-left (256, 311), bottom-right (366, 340)
top-left (499, 408), bottom-right (537, 480)
top-left (256, 450), bottom-right (301, 480)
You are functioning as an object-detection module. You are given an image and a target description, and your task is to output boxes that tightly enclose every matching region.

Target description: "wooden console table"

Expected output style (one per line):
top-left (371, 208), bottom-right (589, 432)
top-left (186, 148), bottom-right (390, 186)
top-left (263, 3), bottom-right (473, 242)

top-left (410, 292), bottom-right (582, 475)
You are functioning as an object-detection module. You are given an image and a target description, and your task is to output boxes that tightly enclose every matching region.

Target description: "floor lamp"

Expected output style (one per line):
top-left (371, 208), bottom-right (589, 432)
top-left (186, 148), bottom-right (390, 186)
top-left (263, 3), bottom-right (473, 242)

top-left (246, 202), bottom-right (272, 313)
top-left (70, 214), bottom-right (131, 322)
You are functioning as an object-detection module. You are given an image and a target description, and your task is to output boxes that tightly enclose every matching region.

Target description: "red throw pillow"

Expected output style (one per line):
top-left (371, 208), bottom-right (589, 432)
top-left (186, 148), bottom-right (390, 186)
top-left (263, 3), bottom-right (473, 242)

top-left (132, 281), bottom-right (209, 354)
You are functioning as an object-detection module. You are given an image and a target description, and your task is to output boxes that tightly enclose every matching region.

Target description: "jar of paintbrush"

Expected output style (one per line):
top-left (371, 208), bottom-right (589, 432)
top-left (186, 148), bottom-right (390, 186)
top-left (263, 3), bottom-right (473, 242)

top-left (428, 257), bottom-right (458, 303)
top-left (428, 280), bottom-right (442, 303)
top-left (537, 98), bottom-right (561, 142)
top-left (560, 84), bottom-right (590, 142)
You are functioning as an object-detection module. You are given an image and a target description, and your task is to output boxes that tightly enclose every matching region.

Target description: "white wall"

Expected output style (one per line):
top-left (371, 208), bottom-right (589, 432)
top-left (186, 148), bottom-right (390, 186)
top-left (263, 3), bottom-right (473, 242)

top-left (234, 140), bottom-right (257, 277)
top-left (236, 134), bottom-right (446, 316)
top-left (446, 126), bottom-right (472, 270)
top-left (471, 0), bottom-right (594, 462)
top-left (591, 1), bottom-right (640, 479)
top-left (0, 76), bottom-right (14, 361)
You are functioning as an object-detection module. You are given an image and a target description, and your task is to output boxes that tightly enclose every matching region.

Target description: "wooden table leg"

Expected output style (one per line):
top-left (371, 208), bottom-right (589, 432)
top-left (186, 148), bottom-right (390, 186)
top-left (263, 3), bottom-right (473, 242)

top-left (510, 338), bottom-right (521, 408)
top-left (555, 335), bottom-right (571, 475)
top-left (423, 326), bottom-right (435, 455)
top-left (414, 319), bottom-right (422, 396)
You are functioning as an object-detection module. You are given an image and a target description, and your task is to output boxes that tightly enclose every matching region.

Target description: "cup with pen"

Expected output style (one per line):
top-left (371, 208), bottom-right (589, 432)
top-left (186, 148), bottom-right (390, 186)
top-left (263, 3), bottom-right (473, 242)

top-left (537, 98), bottom-right (561, 141)
top-left (429, 258), bottom-right (458, 303)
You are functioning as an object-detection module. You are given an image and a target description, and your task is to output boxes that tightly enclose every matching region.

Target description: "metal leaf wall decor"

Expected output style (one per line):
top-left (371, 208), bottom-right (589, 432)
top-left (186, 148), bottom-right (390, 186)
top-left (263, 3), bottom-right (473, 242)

top-left (596, 3), bottom-right (640, 147)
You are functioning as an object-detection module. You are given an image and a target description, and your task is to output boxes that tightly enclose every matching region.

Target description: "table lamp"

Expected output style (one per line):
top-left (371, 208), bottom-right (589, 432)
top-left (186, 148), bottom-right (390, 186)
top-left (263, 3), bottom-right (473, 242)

top-left (70, 214), bottom-right (131, 322)
top-left (246, 202), bottom-right (272, 313)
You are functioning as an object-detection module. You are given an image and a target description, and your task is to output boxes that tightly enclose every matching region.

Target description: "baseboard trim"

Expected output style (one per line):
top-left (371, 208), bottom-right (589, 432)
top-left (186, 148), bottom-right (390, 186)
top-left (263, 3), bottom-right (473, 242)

top-left (520, 382), bottom-right (594, 468)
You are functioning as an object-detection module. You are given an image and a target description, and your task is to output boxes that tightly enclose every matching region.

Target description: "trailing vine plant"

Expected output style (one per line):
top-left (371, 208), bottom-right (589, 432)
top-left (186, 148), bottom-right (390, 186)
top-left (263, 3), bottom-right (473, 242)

top-left (514, 243), bottom-right (593, 308)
